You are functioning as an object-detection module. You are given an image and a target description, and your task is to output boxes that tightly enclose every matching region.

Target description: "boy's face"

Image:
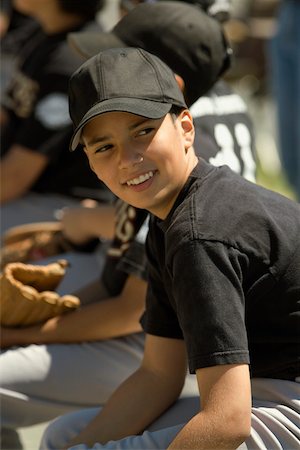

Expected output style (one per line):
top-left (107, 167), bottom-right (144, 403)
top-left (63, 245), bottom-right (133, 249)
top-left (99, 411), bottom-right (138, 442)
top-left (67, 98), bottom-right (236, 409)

top-left (82, 110), bottom-right (196, 218)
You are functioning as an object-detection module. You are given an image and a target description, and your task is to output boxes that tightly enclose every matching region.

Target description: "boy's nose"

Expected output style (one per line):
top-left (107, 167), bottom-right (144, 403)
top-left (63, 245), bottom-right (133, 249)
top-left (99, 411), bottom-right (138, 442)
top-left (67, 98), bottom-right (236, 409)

top-left (118, 145), bottom-right (144, 169)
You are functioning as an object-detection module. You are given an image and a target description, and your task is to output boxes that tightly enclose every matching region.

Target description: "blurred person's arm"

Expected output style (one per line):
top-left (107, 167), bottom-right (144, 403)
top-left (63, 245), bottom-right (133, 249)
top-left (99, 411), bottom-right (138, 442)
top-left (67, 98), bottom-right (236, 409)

top-left (0, 68), bottom-right (74, 204)
top-left (0, 11), bottom-right (10, 37)
top-left (0, 274), bottom-right (146, 349)
top-left (64, 334), bottom-right (187, 448)
top-left (0, 107), bottom-right (10, 127)
top-left (0, 144), bottom-right (48, 204)
top-left (0, 0), bottom-right (11, 37)
top-left (60, 205), bottom-right (116, 244)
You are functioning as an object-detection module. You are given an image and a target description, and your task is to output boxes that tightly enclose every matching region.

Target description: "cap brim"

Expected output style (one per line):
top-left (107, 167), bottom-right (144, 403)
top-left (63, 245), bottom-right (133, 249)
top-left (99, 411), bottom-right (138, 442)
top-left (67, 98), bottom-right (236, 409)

top-left (70, 98), bottom-right (172, 151)
top-left (67, 31), bottom-right (126, 60)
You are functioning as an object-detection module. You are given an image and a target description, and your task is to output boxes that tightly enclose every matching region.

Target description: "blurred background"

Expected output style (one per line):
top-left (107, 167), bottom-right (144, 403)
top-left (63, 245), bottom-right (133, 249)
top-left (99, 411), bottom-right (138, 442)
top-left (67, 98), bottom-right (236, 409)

top-left (1, 0), bottom-right (298, 201)
top-left (224, 0), bottom-right (297, 201)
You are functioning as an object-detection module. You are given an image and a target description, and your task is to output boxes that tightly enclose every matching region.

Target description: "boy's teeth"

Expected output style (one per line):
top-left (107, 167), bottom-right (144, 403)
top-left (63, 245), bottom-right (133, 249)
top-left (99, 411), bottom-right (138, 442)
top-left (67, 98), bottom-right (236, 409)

top-left (127, 171), bottom-right (153, 186)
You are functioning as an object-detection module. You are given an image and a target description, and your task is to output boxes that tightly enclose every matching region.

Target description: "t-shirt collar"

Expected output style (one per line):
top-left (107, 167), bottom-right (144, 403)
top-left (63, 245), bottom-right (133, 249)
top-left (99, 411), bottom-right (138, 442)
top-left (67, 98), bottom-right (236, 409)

top-left (156, 158), bottom-right (214, 231)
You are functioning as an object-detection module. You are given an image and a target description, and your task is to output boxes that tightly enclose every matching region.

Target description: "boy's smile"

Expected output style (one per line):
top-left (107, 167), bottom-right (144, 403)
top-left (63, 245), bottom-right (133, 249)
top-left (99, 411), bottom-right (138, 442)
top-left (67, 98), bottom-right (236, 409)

top-left (124, 170), bottom-right (156, 190)
top-left (82, 110), bottom-right (197, 219)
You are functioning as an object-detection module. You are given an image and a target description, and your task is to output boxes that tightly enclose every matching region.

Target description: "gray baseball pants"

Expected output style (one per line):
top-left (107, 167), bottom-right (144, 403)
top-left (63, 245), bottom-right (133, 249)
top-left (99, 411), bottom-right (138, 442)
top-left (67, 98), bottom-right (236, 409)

top-left (40, 378), bottom-right (300, 450)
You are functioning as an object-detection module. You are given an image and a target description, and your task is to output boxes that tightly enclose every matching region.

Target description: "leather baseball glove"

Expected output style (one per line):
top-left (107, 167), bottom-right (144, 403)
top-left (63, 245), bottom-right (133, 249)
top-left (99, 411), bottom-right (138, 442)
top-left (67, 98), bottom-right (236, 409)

top-left (0, 259), bottom-right (80, 327)
top-left (0, 222), bottom-right (74, 269)
top-left (0, 222), bottom-right (100, 269)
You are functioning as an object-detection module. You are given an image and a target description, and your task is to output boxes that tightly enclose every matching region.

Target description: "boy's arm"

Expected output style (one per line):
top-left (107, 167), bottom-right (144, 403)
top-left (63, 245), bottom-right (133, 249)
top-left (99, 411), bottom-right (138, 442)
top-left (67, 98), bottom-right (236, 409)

top-left (168, 363), bottom-right (252, 450)
top-left (0, 274), bottom-right (146, 348)
top-left (64, 334), bottom-right (187, 448)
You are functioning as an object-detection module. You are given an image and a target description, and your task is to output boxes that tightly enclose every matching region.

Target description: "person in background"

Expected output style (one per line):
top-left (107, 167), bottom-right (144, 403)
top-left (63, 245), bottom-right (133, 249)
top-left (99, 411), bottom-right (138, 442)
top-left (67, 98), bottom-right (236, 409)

top-left (0, 0), bottom-right (113, 233)
top-left (0, 0), bottom-right (32, 39)
top-left (0, 0), bottom-right (37, 93)
top-left (0, 0), bottom-right (12, 37)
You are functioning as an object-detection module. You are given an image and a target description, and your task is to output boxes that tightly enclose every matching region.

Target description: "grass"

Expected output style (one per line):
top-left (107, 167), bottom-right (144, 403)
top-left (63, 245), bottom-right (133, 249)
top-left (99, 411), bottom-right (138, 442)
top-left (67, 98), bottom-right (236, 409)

top-left (256, 161), bottom-right (297, 201)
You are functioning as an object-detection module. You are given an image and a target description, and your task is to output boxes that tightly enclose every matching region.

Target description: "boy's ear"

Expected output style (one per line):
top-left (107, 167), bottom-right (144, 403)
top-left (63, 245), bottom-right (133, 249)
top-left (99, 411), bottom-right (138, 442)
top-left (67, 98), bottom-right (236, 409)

top-left (180, 109), bottom-right (194, 150)
top-left (174, 74), bottom-right (185, 93)
top-left (174, 74), bottom-right (194, 150)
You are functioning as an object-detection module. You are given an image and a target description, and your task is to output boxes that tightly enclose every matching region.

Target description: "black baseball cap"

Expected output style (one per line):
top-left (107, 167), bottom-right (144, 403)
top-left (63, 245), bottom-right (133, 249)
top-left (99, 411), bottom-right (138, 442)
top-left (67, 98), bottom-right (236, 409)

top-left (69, 47), bottom-right (187, 151)
top-left (120, 0), bottom-right (231, 21)
top-left (68, 1), bottom-right (231, 107)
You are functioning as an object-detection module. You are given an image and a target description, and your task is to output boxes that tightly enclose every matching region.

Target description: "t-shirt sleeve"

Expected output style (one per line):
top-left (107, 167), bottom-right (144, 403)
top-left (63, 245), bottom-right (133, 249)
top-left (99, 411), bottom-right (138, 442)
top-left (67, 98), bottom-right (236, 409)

top-left (140, 235), bottom-right (184, 340)
top-left (117, 217), bottom-right (150, 281)
top-left (174, 240), bottom-right (250, 372)
top-left (142, 236), bottom-right (250, 373)
top-left (13, 71), bottom-right (72, 156)
top-left (117, 241), bottom-right (148, 282)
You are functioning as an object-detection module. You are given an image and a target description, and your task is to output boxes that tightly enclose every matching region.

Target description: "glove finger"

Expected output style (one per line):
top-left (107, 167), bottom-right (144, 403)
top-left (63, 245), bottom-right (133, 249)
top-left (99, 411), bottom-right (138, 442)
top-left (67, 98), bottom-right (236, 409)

top-left (8, 260), bottom-right (68, 291)
top-left (60, 295), bottom-right (81, 309)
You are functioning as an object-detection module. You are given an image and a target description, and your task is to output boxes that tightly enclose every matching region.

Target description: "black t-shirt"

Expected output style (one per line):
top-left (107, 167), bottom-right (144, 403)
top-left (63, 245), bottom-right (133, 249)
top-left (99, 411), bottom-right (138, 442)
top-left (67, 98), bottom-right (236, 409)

top-left (112, 80), bottom-right (257, 288)
top-left (1, 21), bottom-right (111, 201)
top-left (0, 2), bottom-right (34, 42)
top-left (141, 159), bottom-right (300, 381)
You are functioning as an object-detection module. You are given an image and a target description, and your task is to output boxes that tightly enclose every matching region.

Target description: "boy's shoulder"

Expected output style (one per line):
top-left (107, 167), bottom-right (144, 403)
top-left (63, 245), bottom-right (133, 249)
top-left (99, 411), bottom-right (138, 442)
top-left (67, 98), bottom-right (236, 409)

top-left (163, 160), bottom-right (300, 253)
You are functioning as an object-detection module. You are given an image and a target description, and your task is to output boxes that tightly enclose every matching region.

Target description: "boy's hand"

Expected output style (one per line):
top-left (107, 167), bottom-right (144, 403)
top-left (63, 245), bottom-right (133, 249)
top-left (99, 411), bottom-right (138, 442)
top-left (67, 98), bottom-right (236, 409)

top-left (60, 207), bottom-right (95, 246)
top-left (59, 204), bottom-right (115, 244)
top-left (63, 335), bottom-right (187, 449)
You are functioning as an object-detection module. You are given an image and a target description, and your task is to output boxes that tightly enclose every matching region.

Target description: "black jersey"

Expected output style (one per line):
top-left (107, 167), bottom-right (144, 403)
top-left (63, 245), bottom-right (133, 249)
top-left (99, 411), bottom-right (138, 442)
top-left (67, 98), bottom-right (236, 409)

top-left (142, 159), bottom-right (300, 381)
top-left (0, 21), bottom-right (112, 202)
top-left (101, 200), bottom-right (149, 296)
top-left (192, 80), bottom-right (256, 182)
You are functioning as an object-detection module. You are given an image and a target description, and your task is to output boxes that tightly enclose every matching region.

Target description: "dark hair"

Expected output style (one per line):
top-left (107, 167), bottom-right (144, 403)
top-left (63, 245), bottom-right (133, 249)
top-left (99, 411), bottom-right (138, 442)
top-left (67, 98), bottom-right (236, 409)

top-left (170, 105), bottom-right (186, 122)
top-left (58, 0), bottom-right (105, 19)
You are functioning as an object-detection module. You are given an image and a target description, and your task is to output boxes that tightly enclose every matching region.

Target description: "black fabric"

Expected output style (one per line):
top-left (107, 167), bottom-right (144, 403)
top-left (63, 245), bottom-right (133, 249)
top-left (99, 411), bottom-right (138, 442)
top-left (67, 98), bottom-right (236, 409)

top-left (0, 21), bottom-right (110, 200)
top-left (70, 1), bottom-right (231, 107)
top-left (101, 200), bottom-right (148, 296)
top-left (0, 4), bottom-right (36, 50)
top-left (115, 1), bottom-right (231, 106)
top-left (192, 80), bottom-right (256, 182)
top-left (141, 159), bottom-right (300, 380)
top-left (69, 47), bottom-right (187, 151)
top-left (109, 80), bottom-right (257, 297)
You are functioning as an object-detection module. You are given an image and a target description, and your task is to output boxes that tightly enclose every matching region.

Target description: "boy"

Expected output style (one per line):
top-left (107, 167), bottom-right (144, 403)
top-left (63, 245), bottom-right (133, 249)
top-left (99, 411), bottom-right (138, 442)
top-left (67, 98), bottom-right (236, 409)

top-left (42, 47), bottom-right (300, 449)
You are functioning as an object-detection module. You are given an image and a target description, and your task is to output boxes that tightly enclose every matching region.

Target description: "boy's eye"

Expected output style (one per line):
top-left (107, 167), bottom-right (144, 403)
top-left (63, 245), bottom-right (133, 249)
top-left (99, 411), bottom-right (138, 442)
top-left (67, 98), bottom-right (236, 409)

top-left (94, 144), bottom-right (113, 154)
top-left (137, 127), bottom-right (154, 137)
